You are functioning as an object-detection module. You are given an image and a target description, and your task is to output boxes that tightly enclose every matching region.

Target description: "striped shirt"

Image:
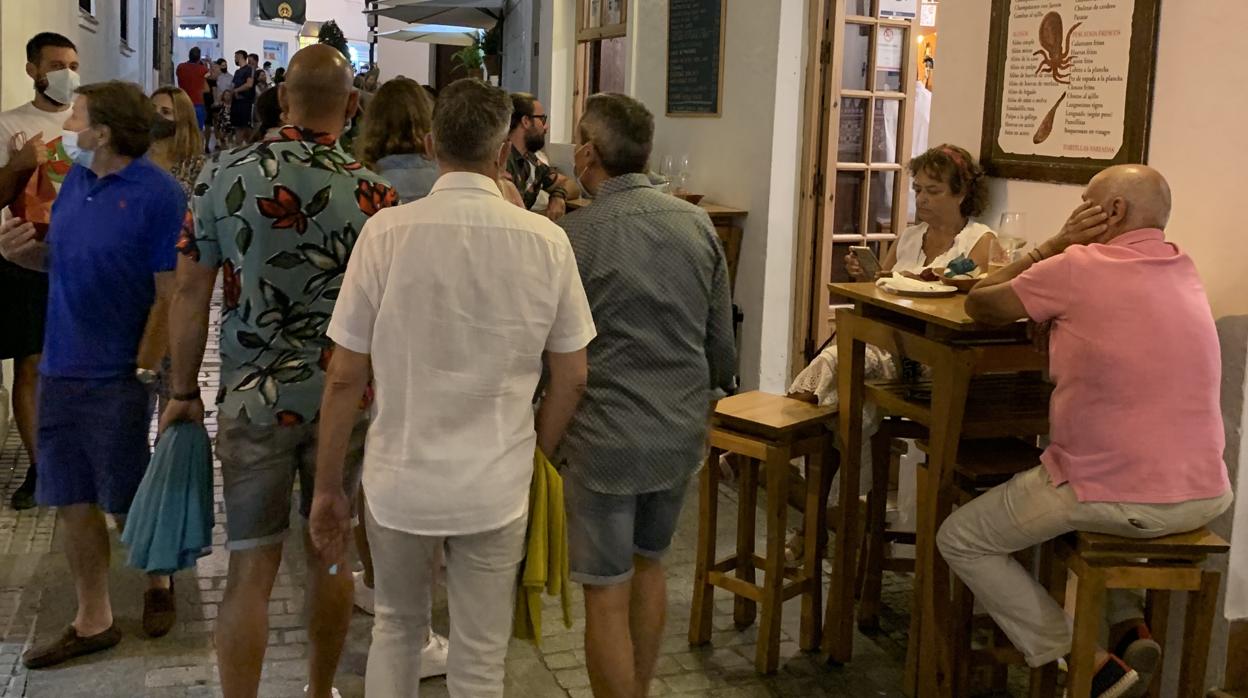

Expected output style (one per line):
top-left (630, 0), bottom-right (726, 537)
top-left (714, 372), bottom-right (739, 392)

top-left (558, 173), bottom-right (736, 495)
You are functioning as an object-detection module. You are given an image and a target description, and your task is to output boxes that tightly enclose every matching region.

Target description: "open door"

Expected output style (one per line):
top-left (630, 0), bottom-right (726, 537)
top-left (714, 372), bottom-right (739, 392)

top-left (791, 0), bottom-right (919, 374)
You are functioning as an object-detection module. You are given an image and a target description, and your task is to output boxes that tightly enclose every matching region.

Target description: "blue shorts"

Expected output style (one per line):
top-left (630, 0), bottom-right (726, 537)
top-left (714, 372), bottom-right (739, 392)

top-left (565, 477), bottom-right (690, 586)
top-left (193, 104), bottom-right (206, 130)
top-left (36, 375), bottom-right (151, 515)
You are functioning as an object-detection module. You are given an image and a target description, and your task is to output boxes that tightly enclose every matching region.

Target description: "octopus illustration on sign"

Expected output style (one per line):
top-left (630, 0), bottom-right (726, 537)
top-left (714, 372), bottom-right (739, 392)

top-left (1032, 11), bottom-right (1082, 85)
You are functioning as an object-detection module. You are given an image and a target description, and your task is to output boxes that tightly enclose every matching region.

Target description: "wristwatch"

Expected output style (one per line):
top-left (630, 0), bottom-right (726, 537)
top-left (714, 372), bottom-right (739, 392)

top-left (136, 368), bottom-right (158, 386)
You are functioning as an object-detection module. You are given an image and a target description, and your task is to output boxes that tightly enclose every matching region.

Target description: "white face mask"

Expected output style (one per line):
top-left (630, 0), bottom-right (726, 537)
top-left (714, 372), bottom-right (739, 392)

top-left (43, 69), bottom-right (80, 106)
top-left (573, 143), bottom-right (594, 199)
top-left (61, 129), bottom-right (94, 168)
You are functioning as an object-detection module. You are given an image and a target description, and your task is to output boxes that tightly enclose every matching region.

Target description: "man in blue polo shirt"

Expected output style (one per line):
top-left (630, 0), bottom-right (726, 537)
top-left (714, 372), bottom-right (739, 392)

top-left (0, 80), bottom-right (185, 668)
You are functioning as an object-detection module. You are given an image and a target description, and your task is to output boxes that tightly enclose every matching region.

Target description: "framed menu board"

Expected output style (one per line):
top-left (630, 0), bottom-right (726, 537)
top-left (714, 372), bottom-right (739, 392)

top-left (666, 0), bottom-right (726, 117)
top-left (979, 0), bottom-right (1161, 184)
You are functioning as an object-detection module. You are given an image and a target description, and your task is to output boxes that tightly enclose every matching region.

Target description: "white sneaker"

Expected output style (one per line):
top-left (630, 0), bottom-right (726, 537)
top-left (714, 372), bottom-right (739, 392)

top-left (303, 686), bottom-right (342, 698)
top-left (353, 569), bottom-right (375, 615)
top-left (420, 632), bottom-right (449, 679)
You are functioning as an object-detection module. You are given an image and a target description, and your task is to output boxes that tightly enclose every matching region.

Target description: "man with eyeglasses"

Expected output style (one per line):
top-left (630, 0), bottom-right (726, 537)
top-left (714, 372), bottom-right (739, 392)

top-left (506, 92), bottom-right (578, 221)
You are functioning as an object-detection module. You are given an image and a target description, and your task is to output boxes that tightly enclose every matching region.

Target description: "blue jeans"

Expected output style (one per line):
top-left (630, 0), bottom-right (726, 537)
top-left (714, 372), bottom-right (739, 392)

top-left (565, 477), bottom-right (690, 586)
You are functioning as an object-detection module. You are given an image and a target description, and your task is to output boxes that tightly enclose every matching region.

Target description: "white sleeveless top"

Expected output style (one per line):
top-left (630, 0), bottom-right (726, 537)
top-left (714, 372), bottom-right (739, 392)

top-left (892, 220), bottom-right (995, 274)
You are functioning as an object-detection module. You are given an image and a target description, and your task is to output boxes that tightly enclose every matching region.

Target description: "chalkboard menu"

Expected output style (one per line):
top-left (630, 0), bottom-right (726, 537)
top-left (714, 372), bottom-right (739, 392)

top-left (666, 0), bottom-right (725, 116)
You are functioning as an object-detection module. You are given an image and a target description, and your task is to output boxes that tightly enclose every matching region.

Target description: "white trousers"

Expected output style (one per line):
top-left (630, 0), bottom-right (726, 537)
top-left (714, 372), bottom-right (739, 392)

top-left (365, 506), bottom-right (527, 697)
top-left (937, 465), bottom-right (1232, 667)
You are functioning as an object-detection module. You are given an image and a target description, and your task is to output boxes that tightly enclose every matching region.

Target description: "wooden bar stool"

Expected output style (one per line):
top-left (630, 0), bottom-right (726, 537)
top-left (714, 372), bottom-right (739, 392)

top-left (1055, 527), bottom-right (1230, 698)
top-left (942, 438), bottom-right (1046, 696)
top-left (689, 391), bottom-right (838, 673)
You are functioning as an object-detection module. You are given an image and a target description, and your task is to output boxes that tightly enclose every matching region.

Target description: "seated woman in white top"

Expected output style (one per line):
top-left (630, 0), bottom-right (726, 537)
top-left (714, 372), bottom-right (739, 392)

top-left (784, 144), bottom-right (994, 563)
top-left (846, 143), bottom-right (995, 281)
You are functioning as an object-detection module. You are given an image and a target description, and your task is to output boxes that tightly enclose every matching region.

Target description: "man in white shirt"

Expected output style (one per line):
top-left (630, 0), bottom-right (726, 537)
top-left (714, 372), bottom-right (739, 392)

top-left (0, 32), bottom-right (80, 511)
top-left (309, 78), bottom-right (596, 697)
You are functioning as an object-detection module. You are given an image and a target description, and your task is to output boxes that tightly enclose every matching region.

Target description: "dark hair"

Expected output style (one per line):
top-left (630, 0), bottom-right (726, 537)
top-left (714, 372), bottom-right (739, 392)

top-left (580, 93), bottom-right (654, 177)
top-left (432, 79), bottom-right (511, 168)
top-left (248, 53), bottom-right (260, 62)
top-left (509, 92), bottom-right (538, 131)
top-left (189, 46), bottom-right (201, 62)
top-left (357, 78), bottom-right (434, 169)
top-left (273, 67), bottom-right (286, 84)
top-left (422, 84), bottom-right (438, 101)
top-left (252, 88), bottom-right (283, 142)
top-left (27, 32), bottom-right (76, 64)
top-left (909, 143), bottom-right (989, 218)
top-left (234, 50), bottom-right (247, 59)
top-left (216, 58), bottom-right (228, 67)
top-left (76, 81), bottom-right (155, 158)
top-left (263, 61), bottom-right (272, 69)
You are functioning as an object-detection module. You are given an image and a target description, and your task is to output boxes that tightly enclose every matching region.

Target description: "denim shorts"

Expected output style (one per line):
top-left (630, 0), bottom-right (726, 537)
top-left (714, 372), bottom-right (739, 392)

top-left (215, 414), bottom-right (367, 550)
top-left (36, 375), bottom-right (150, 515)
top-left (565, 476), bottom-right (690, 586)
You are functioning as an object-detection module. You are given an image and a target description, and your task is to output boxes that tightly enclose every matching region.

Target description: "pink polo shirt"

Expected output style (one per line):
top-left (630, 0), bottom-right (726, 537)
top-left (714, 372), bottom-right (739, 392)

top-left (1011, 228), bottom-right (1230, 503)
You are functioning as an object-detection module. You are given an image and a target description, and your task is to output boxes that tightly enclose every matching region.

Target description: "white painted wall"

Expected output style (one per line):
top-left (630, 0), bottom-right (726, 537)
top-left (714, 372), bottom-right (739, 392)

top-left (931, 0), bottom-right (1248, 319)
top-left (628, 0), bottom-right (800, 391)
top-left (1, 0), bottom-right (156, 110)
top-left (375, 16), bottom-right (432, 84)
top-left (539, 0), bottom-right (575, 144)
top-left (218, 0), bottom-right (368, 69)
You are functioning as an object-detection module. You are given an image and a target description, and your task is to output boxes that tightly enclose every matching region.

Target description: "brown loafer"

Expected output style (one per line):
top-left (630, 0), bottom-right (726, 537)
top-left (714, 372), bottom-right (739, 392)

top-left (143, 582), bottom-right (176, 638)
top-left (22, 624), bottom-right (122, 669)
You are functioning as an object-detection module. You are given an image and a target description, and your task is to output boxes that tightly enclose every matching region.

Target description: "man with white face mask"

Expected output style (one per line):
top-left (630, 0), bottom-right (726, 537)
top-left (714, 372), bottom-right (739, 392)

top-left (0, 80), bottom-right (186, 669)
top-left (0, 32), bottom-right (79, 511)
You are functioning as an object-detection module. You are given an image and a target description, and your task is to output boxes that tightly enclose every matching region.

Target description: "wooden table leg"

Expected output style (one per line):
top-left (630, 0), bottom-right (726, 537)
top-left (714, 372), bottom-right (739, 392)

top-left (734, 457), bottom-right (759, 629)
top-left (857, 427), bottom-right (894, 633)
top-left (904, 460), bottom-right (928, 697)
top-left (757, 445), bottom-right (792, 674)
top-left (799, 444), bottom-right (828, 651)
top-left (1178, 570), bottom-right (1221, 698)
top-left (916, 354), bottom-right (972, 698)
top-left (1068, 568), bottom-right (1106, 698)
top-left (823, 312), bottom-right (866, 664)
top-left (1029, 540), bottom-right (1064, 698)
top-left (689, 445), bottom-right (722, 646)
top-left (1144, 589), bottom-right (1171, 698)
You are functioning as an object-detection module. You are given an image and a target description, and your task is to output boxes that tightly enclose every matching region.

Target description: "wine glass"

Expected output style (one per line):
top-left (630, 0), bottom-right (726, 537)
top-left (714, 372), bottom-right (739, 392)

top-left (675, 154), bottom-right (691, 195)
top-left (990, 212), bottom-right (1026, 270)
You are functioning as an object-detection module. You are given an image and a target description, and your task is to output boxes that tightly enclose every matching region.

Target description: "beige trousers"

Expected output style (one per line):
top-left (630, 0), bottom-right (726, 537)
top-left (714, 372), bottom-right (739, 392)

top-left (937, 465), bottom-right (1232, 667)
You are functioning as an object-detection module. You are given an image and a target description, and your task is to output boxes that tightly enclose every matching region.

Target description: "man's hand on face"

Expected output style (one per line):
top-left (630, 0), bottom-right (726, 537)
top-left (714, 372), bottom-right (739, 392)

top-left (1038, 201), bottom-right (1109, 258)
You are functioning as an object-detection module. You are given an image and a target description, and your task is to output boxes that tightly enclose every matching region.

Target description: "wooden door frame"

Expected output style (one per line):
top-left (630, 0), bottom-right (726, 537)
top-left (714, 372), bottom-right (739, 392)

top-left (790, 0), bottom-right (919, 379)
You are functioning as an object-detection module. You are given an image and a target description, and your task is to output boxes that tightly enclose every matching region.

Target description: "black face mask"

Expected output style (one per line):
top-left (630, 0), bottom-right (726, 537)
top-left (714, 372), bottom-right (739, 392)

top-left (151, 116), bottom-right (178, 141)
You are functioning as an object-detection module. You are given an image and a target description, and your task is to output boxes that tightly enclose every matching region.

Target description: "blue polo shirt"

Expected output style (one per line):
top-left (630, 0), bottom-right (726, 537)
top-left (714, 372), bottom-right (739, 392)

top-left (40, 157), bottom-right (186, 379)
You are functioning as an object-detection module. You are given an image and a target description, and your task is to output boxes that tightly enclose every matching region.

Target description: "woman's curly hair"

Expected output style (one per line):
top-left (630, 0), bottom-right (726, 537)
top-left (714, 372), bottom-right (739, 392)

top-left (908, 143), bottom-right (989, 218)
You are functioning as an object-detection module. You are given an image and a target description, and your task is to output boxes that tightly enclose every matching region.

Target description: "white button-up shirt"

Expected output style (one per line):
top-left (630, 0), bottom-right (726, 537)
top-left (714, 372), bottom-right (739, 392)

top-left (328, 172), bottom-right (597, 536)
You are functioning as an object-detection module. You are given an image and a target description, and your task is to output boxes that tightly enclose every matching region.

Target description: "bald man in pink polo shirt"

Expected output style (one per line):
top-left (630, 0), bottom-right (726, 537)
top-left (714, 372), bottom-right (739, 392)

top-left (937, 165), bottom-right (1233, 698)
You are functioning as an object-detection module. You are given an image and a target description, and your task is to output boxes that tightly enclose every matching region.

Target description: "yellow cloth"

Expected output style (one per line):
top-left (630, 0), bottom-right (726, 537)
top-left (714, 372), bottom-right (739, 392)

top-left (512, 449), bottom-right (573, 644)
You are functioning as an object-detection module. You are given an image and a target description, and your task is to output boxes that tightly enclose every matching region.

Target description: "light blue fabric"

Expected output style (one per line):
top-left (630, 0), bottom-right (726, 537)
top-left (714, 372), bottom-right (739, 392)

top-left (120, 422), bottom-right (214, 574)
top-left (376, 153), bottom-right (440, 204)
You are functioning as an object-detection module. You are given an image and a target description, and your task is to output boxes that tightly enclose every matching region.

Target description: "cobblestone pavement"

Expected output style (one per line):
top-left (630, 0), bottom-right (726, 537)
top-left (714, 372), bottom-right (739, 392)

top-left (0, 295), bottom-right (942, 697)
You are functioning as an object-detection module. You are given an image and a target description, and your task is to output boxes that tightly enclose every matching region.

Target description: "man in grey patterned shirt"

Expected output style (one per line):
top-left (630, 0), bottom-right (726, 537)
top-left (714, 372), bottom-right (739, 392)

top-left (558, 93), bottom-right (736, 698)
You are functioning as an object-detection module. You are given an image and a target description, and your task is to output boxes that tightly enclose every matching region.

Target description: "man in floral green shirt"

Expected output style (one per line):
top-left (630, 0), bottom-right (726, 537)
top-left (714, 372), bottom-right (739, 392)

top-left (161, 45), bottom-right (395, 698)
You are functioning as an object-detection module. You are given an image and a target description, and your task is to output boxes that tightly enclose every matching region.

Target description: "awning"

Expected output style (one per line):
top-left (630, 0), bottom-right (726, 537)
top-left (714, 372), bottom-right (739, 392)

top-left (376, 25), bottom-right (478, 46)
top-left (369, 0), bottom-right (504, 31)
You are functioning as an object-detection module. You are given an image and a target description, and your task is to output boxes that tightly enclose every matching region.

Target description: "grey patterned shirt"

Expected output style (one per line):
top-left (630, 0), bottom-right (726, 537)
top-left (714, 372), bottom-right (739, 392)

top-left (557, 173), bottom-right (736, 495)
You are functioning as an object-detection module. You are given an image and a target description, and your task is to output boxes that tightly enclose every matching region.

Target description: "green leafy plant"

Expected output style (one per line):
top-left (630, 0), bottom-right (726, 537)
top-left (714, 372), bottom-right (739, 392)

top-left (451, 31), bottom-right (486, 73)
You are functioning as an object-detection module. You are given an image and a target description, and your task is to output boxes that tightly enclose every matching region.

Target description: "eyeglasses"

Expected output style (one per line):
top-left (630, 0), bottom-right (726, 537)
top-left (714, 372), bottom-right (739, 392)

top-left (530, 114), bottom-right (549, 124)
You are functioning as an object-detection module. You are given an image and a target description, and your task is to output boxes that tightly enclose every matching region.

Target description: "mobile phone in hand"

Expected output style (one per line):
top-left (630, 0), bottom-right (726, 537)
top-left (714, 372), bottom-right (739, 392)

top-left (849, 245), bottom-right (881, 278)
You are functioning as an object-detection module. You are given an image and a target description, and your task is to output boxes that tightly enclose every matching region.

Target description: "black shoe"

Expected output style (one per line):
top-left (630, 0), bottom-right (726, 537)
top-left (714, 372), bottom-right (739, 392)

top-left (22, 624), bottom-right (122, 669)
top-left (9, 465), bottom-right (36, 511)
top-left (1091, 654), bottom-right (1140, 698)
top-left (1113, 623), bottom-right (1161, 698)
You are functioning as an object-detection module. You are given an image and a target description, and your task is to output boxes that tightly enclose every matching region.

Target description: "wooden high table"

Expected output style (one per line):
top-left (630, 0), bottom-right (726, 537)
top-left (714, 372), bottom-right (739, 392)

top-left (821, 282), bottom-right (1051, 698)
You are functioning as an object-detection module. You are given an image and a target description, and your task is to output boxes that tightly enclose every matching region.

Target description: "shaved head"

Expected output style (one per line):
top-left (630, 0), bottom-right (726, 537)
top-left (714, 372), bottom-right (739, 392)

top-left (279, 44), bottom-right (356, 131)
top-left (1084, 165), bottom-right (1172, 236)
